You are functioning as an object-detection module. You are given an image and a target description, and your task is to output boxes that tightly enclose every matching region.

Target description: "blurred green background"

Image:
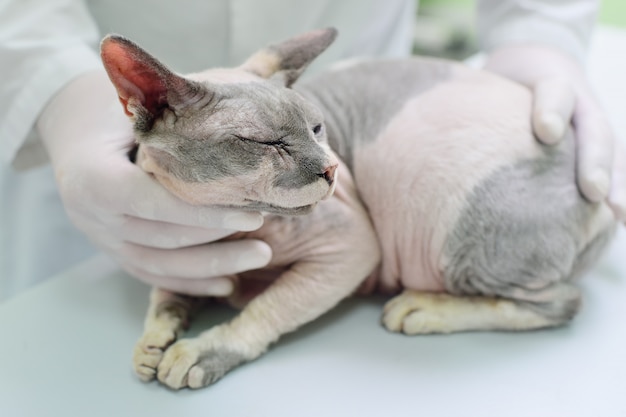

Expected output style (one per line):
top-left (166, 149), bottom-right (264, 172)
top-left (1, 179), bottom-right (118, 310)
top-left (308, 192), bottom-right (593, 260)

top-left (421, 0), bottom-right (626, 27)
top-left (597, 0), bottom-right (626, 27)
top-left (415, 0), bottom-right (625, 59)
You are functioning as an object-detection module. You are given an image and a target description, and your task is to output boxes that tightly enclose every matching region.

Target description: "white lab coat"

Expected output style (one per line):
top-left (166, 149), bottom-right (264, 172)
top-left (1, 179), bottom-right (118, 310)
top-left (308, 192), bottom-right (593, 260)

top-left (0, 0), bottom-right (597, 301)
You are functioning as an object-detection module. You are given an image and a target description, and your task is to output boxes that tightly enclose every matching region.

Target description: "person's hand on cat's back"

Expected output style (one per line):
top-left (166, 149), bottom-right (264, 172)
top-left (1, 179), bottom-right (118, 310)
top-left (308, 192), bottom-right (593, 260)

top-left (484, 45), bottom-right (626, 223)
top-left (37, 71), bottom-right (272, 295)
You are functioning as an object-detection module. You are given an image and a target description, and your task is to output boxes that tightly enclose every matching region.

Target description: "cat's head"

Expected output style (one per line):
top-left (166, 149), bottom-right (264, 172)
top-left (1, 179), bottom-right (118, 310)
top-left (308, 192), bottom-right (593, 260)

top-left (100, 28), bottom-right (338, 215)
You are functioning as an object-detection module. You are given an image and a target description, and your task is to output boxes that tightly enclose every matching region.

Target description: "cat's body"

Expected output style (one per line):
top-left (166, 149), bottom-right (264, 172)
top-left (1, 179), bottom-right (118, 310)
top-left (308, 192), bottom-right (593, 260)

top-left (100, 29), bottom-right (616, 390)
top-left (298, 60), bottom-right (615, 301)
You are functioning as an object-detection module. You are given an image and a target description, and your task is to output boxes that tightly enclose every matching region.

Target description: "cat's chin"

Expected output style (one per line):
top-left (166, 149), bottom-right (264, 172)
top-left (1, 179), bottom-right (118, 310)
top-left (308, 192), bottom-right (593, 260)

top-left (233, 201), bottom-right (318, 216)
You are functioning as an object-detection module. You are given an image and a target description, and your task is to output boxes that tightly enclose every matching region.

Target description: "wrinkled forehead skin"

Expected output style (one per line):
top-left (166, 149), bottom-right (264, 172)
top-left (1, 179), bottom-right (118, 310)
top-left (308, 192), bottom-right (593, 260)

top-left (137, 75), bottom-right (327, 184)
top-left (193, 81), bottom-right (322, 144)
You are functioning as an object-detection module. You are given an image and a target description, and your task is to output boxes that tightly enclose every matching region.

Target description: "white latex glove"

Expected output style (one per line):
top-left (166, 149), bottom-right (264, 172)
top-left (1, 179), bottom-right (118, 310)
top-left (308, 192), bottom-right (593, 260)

top-left (37, 71), bottom-right (272, 295)
top-left (484, 45), bottom-right (626, 222)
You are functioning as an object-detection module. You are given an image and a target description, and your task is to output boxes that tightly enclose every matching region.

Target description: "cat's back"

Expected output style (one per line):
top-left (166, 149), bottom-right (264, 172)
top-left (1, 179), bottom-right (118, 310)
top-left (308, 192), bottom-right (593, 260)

top-left (348, 63), bottom-right (615, 295)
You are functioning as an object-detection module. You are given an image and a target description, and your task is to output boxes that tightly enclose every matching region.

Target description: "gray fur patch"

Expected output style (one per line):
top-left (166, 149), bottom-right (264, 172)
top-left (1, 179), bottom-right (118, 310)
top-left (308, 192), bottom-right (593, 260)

top-left (195, 349), bottom-right (247, 386)
top-left (442, 132), bottom-right (615, 316)
top-left (296, 58), bottom-right (452, 168)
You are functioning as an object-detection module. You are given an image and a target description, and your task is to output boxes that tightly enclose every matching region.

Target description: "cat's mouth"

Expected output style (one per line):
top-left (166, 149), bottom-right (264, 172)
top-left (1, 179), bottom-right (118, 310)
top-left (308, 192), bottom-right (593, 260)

top-left (240, 200), bottom-right (317, 216)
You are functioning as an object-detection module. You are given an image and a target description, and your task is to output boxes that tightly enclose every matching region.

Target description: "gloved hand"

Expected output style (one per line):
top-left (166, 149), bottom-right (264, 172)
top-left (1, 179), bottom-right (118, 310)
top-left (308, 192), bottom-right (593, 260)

top-left (37, 71), bottom-right (272, 295)
top-left (484, 44), bottom-right (626, 222)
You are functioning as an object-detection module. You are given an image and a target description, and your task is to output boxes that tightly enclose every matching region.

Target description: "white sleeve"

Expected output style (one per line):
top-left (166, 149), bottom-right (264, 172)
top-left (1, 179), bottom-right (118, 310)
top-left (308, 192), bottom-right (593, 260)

top-left (476, 0), bottom-right (599, 63)
top-left (0, 0), bottom-right (102, 169)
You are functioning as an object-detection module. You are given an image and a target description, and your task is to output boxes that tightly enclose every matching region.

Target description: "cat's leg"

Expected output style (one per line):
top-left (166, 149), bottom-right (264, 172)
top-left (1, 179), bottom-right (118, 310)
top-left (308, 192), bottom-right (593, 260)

top-left (155, 179), bottom-right (380, 390)
top-left (382, 285), bottom-right (581, 335)
top-left (385, 218), bottom-right (614, 336)
top-left (133, 288), bottom-right (196, 381)
top-left (156, 261), bottom-right (366, 389)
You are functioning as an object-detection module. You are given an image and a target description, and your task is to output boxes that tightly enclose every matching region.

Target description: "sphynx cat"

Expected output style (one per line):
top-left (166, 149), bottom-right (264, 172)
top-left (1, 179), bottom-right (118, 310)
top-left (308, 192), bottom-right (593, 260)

top-left (99, 28), bottom-right (616, 390)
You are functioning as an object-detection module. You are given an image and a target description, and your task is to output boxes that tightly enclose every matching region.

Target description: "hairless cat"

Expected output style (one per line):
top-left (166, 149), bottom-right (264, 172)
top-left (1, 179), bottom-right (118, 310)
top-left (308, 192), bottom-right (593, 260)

top-left (100, 28), bottom-right (616, 390)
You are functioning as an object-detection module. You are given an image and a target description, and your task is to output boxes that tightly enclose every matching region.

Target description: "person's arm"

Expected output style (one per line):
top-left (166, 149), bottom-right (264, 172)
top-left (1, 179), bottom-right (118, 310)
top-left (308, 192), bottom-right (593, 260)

top-left (476, 0), bottom-right (626, 221)
top-left (0, 0), bottom-right (101, 169)
top-left (2, 0), bottom-right (272, 295)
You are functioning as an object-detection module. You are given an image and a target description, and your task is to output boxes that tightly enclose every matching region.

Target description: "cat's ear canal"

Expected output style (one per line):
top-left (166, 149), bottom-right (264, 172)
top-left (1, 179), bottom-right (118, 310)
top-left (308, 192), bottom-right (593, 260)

top-left (240, 28), bottom-right (337, 87)
top-left (100, 35), bottom-right (202, 124)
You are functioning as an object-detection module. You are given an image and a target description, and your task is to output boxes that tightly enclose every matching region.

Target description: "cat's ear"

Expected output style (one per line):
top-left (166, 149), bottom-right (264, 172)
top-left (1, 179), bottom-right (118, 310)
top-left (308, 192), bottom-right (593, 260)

top-left (100, 35), bottom-right (201, 125)
top-left (241, 28), bottom-right (337, 87)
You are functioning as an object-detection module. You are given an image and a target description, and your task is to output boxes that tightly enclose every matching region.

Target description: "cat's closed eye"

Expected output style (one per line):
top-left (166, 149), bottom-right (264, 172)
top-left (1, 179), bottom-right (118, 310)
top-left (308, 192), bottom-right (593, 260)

top-left (235, 134), bottom-right (287, 147)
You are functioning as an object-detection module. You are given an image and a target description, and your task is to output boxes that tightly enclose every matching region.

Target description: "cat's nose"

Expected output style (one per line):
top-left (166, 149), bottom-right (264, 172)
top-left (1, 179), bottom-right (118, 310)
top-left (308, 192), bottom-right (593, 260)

top-left (318, 164), bottom-right (338, 186)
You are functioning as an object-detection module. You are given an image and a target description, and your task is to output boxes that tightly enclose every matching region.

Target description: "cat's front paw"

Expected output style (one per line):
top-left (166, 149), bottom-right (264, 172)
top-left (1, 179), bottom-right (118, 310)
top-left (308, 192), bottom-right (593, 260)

top-left (157, 338), bottom-right (246, 390)
top-left (133, 327), bottom-right (178, 382)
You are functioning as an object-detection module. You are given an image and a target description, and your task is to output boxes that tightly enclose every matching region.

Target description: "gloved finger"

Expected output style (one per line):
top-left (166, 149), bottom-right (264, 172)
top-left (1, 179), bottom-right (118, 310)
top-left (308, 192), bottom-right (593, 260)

top-left (77, 158), bottom-right (264, 232)
top-left (125, 265), bottom-right (237, 296)
top-left (116, 165), bottom-right (264, 230)
top-left (120, 239), bottom-right (272, 279)
top-left (116, 216), bottom-right (236, 249)
top-left (531, 78), bottom-right (576, 145)
top-left (573, 98), bottom-right (614, 203)
top-left (608, 142), bottom-right (626, 222)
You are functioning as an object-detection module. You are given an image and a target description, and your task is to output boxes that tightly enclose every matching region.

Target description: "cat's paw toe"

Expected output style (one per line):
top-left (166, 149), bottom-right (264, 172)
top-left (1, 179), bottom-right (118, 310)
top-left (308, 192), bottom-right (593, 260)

top-left (382, 291), bottom-right (448, 335)
top-left (186, 365), bottom-right (208, 389)
top-left (157, 339), bottom-right (201, 390)
top-left (157, 338), bottom-right (247, 390)
top-left (133, 329), bottom-right (177, 381)
top-left (382, 291), bottom-right (418, 333)
top-left (187, 350), bottom-right (247, 389)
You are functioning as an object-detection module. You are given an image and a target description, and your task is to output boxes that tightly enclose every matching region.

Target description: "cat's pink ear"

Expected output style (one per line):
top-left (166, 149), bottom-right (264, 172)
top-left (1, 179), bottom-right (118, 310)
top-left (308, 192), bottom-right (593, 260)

top-left (100, 35), bottom-right (199, 122)
top-left (241, 28), bottom-right (337, 87)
